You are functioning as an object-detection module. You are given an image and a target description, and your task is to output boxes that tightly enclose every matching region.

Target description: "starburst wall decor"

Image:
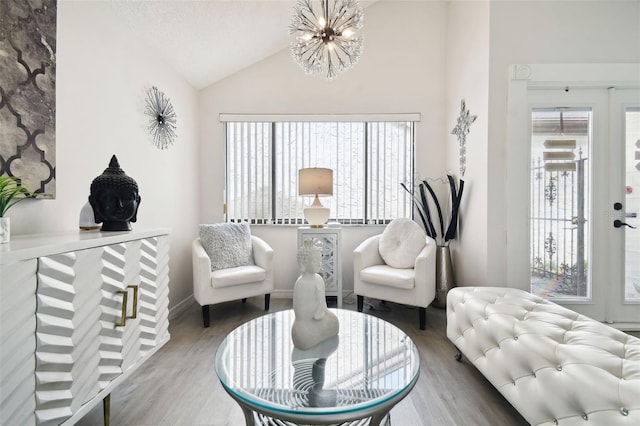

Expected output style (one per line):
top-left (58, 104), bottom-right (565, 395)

top-left (144, 86), bottom-right (177, 150)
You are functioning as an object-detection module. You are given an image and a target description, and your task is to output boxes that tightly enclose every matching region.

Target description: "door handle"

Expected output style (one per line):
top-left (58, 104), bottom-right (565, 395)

top-left (127, 285), bottom-right (138, 319)
top-left (613, 219), bottom-right (637, 229)
top-left (116, 290), bottom-right (128, 327)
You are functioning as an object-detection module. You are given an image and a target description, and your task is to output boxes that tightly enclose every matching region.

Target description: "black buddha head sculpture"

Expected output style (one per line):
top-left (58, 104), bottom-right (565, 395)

top-left (89, 155), bottom-right (141, 231)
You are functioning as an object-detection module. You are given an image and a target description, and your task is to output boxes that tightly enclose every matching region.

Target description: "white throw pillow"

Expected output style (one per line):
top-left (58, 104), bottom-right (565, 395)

top-left (378, 218), bottom-right (426, 269)
top-left (199, 222), bottom-right (254, 271)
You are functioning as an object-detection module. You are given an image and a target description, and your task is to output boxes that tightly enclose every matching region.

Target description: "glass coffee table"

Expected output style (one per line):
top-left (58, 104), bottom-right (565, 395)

top-left (215, 309), bottom-right (419, 425)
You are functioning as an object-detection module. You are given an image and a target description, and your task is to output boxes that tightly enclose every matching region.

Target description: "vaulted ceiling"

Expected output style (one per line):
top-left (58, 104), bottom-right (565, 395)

top-left (108, 0), bottom-right (379, 90)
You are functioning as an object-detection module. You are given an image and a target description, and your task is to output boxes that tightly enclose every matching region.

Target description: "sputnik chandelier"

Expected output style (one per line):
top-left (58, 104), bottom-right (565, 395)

top-left (289, 0), bottom-right (364, 80)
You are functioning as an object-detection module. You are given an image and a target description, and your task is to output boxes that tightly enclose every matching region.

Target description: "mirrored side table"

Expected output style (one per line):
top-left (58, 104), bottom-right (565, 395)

top-left (297, 227), bottom-right (342, 307)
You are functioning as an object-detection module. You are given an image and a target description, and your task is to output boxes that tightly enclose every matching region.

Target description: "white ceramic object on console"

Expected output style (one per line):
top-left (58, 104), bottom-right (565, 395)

top-left (0, 217), bottom-right (9, 243)
top-left (292, 239), bottom-right (339, 350)
top-left (79, 200), bottom-right (100, 230)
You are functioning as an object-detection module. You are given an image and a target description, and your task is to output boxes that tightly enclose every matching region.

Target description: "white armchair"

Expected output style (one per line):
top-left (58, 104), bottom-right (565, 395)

top-left (192, 235), bottom-right (274, 327)
top-left (353, 224), bottom-right (436, 330)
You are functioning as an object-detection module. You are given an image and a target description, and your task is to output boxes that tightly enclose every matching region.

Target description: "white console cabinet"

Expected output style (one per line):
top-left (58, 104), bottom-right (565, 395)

top-left (0, 229), bottom-right (170, 426)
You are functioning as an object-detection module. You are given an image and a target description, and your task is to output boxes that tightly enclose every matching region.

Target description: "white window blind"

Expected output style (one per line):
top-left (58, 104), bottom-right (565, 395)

top-left (224, 118), bottom-right (415, 225)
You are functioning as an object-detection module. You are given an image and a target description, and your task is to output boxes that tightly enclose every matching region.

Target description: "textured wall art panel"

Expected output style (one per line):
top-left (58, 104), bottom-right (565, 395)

top-left (0, 0), bottom-right (57, 197)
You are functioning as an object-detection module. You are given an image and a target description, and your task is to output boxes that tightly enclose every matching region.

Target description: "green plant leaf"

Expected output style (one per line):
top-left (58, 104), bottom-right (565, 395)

top-left (0, 176), bottom-right (35, 217)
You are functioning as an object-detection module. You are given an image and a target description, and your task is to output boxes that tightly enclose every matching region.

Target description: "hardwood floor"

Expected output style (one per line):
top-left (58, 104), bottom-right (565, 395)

top-left (77, 296), bottom-right (527, 426)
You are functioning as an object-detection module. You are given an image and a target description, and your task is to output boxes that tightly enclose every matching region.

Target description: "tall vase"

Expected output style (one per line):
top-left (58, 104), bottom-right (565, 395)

top-left (433, 245), bottom-right (455, 308)
top-left (0, 217), bottom-right (9, 244)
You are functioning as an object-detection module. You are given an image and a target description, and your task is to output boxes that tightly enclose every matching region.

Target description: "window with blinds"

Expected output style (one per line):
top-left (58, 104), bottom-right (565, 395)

top-left (224, 117), bottom-right (416, 225)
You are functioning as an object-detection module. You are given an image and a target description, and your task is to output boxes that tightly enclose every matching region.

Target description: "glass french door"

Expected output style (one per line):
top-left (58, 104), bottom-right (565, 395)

top-left (528, 88), bottom-right (640, 326)
top-left (608, 90), bottom-right (640, 325)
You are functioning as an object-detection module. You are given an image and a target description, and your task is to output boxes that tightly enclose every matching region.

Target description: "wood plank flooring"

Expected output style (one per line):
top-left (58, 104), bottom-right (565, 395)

top-left (77, 296), bottom-right (528, 426)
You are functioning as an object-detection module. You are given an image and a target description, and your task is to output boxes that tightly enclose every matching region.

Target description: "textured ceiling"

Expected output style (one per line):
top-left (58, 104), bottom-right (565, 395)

top-left (108, 0), bottom-right (295, 90)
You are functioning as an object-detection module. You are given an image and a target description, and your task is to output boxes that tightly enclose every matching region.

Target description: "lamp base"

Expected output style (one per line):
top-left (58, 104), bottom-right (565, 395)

top-left (303, 206), bottom-right (330, 228)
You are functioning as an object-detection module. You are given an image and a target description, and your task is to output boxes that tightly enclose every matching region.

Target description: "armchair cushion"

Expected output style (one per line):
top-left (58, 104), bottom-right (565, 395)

top-left (360, 265), bottom-right (415, 289)
top-left (378, 218), bottom-right (426, 268)
top-left (211, 265), bottom-right (266, 288)
top-left (199, 222), bottom-right (254, 270)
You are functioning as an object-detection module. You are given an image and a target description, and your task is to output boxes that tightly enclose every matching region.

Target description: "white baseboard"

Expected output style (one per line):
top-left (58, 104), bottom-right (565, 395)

top-left (271, 289), bottom-right (293, 299)
top-left (271, 289), bottom-right (357, 305)
top-left (169, 291), bottom-right (357, 318)
top-left (609, 323), bottom-right (640, 332)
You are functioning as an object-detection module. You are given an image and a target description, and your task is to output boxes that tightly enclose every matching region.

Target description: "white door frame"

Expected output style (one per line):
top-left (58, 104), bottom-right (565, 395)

top-left (505, 64), bottom-right (640, 326)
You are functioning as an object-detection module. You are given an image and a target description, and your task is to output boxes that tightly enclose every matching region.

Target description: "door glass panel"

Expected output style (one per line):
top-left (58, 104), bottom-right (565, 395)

top-left (625, 107), bottom-right (640, 302)
top-left (530, 108), bottom-right (591, 299)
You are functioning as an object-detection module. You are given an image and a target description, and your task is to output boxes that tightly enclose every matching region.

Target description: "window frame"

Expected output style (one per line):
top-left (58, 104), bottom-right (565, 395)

top-left (221, 113), bottom-right (420, 225)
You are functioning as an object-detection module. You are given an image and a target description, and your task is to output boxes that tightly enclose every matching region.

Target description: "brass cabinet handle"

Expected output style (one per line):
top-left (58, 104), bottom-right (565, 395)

top-left (127, 285), bottom-right (138, 319)
top-left (116, 290), bottom-right (128, 327)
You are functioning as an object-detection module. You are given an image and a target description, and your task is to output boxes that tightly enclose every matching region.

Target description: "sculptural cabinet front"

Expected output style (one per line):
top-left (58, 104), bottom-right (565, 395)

top-left (0, 230), bottom-right (170, 426)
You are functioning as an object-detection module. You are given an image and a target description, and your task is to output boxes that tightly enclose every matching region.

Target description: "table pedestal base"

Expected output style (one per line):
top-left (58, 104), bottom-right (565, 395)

top-left (254, 411), bottom-right (391, 426)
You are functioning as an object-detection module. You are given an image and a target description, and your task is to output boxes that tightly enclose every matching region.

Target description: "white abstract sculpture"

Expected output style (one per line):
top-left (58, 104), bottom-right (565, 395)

top-left (292, 239), bottom-right (339, 350)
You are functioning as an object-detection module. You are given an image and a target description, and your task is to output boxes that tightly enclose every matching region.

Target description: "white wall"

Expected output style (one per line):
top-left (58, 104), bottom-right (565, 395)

top-left (198, 1), bottom-right (449, 296)
top-left (9, 1), bottom-right (200, 312)
top-left (444, 1), bottom-right (490, 286)
top-left (487, 0), bottom-right (640, 286)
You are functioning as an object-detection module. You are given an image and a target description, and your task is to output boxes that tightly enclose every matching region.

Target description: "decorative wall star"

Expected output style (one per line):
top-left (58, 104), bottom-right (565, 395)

top-left (451, 99), bottom-right (477, 177)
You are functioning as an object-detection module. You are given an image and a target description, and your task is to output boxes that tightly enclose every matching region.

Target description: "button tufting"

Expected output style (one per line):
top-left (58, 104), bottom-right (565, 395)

top-left (485, 316), bottom-right (489, 320)
top-left (582, 413), bottom-right (588, 420)
top-left (620, 408), bottom-right (628, 416)
top-left (532, 372), bottom-right (536, 378)
top-left (513, 336), bottom-right (518, 341)
top-left (553, 419), bottom-right (558, 425)
top-left (556, 365), bottom-right (563, 371)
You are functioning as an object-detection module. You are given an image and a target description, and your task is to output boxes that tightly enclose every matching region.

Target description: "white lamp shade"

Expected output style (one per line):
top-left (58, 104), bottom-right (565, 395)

top-left (299, 168), bottom-right (333, 196)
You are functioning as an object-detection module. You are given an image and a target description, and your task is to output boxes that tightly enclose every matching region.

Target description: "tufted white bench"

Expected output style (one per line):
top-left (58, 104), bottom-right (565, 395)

top-left (446, 286), bottom-right (640, 425)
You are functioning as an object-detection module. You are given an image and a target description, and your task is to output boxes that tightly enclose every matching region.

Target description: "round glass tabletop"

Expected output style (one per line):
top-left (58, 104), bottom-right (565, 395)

top-left (215, 309), bottom-right (420, 422)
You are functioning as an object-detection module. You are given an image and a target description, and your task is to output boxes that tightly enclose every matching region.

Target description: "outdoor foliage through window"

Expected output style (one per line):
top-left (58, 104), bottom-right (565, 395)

top-left (225, 120), bottom-right (414, 225)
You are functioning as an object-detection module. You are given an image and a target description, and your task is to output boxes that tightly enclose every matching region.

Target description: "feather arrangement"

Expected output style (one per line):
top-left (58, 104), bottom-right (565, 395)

top-left (401, 175), bottom-right (464, 246)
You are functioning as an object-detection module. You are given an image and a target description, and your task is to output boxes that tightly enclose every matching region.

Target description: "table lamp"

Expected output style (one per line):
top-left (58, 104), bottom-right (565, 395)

top-left (299, 168), bottom-right (333, 228)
